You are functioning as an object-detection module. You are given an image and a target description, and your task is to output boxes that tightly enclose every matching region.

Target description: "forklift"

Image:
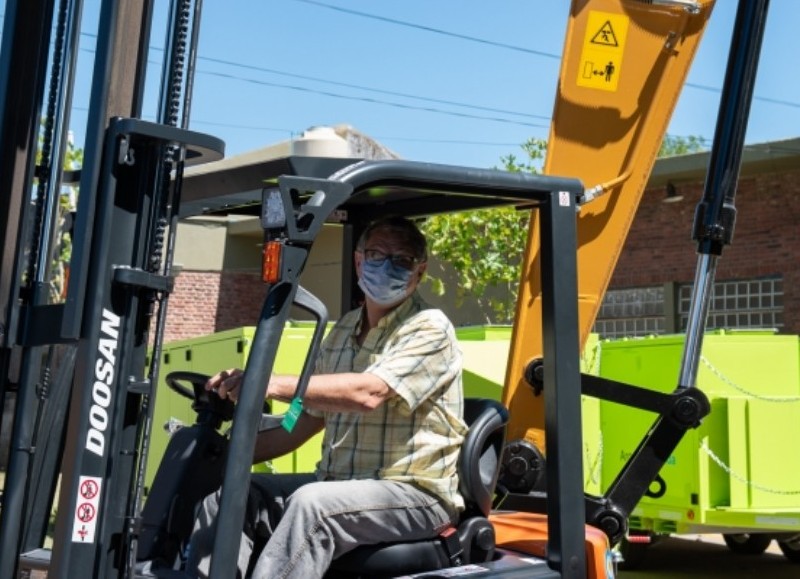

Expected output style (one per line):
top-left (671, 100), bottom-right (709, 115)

top-left (0, 0), bottom-right (770, 577)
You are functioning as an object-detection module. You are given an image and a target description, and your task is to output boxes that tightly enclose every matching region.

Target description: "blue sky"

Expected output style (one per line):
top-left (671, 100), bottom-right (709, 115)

top-left (10, 0), bottom-right (800, 169)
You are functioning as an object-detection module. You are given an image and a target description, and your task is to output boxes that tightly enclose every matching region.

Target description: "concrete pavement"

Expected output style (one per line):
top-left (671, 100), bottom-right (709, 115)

top-left (619, 534), bottom-right (797, 579)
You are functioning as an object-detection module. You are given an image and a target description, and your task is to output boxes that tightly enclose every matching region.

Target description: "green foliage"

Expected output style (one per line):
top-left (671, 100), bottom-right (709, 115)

top-left (499, 138), bottom-right (548, 173)
top-left (421, 138), bottom-right (546, 323)
top-left (422, 134), bottom-right (705, 323)
top-left (658, 134), bottom-right (706, 157)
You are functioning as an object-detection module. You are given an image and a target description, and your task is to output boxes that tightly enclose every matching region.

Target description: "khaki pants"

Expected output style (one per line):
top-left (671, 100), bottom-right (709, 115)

top-left (185, 474), bottom-right (456, 579)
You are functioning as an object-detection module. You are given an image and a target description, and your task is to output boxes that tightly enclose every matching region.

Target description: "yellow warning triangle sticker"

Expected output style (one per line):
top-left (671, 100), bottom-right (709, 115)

top-left (591, 21), bottom-right (618, 47)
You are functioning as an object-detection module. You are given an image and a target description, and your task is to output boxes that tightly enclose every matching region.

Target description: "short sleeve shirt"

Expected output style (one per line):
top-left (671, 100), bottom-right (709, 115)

top-left (307, 291), bottom-right (467, 512)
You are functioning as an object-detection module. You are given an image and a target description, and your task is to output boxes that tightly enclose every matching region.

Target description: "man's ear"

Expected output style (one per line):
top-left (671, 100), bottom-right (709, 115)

top-left (354, 251), bottom-right (363, 277)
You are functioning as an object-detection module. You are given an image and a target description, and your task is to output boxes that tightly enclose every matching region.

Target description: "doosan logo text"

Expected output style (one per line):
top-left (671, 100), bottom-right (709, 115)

top-left (86, 309), bottom-right (120, 457)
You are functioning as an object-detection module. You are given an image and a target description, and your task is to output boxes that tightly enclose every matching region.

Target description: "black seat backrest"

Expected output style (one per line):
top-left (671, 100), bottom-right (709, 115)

top-left (459, 398), bottom-right (509, 518)
top-left (325, 398), bottom-right (509, 577)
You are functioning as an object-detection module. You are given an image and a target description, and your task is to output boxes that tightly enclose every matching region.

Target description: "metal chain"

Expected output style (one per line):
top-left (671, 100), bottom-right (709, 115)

top-left (581, 349), bottom-right (798, 494)
top-left (701, 440), bottom-right (800, 495)
top-left (584, 431), bottom-right (603, 487)
top-left (581, 434), bottom-right (800, 496)
top-left (697, 354), bottom-right (800, 495)
top-left (700, 355), bottom-right (800, 402)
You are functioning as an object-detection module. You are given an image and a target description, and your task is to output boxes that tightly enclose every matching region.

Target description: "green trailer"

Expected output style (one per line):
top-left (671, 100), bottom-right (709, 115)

top-left (593, 330), bottom-right (800, 564)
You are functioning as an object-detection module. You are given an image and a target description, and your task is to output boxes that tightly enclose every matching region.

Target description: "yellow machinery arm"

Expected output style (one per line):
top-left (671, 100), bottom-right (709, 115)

top-left (503, 0), bottom-right (715, 448)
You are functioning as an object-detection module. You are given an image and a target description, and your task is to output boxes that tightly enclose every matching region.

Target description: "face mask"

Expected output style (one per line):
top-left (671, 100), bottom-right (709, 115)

top-left (358, 258), bottom-right (414, 307)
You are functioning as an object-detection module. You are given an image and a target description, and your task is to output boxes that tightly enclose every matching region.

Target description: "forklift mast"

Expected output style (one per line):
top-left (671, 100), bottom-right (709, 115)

top-left (0, 1), bottom-right (223, 577)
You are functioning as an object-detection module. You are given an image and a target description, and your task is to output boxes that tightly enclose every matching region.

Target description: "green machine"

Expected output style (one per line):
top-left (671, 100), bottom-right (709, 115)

top-left (593, 330), bottom-right (800, 563)
top-left (146, 325), bottom-right (606, 494)
top-left (145, 324), bottom-right (326, 490)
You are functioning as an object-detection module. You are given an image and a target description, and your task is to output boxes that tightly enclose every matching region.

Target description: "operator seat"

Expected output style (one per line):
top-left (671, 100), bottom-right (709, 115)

top-left (326, 397), bottom-right (509, 578)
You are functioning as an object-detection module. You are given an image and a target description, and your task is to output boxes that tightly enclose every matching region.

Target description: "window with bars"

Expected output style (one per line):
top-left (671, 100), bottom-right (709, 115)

top-left (592, 286), bottom-right (666, 339)
top-left (593, 276), bottom-right (785, 340)
top-left (678, 276), bottom-right (783, 331)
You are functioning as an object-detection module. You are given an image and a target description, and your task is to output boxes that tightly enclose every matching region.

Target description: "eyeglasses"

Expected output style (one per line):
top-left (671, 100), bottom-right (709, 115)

top-left (362, 248), bottom-right (420, 271)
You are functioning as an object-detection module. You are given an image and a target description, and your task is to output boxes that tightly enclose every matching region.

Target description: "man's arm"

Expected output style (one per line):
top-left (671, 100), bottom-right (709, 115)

top-left (253, 410), bottom-right (324, 463)
top-left (206, 367), bottom-right (394, 414)
top-left (267, 372), bottom-right (393, 413)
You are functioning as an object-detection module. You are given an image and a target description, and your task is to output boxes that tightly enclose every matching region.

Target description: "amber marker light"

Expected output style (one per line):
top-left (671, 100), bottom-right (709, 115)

top-left (262, 241), bottom-right (282, 283)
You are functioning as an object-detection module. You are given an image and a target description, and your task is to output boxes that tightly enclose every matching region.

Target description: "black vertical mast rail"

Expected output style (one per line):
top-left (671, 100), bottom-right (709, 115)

top-left (18, 0), bottom-right (85, 554)
top-left (0, 0), bottom-right (55, 350)
top-left (0, 2), bottom-right (60, 577)
top-left (126, 1), bottom-right (203, 574)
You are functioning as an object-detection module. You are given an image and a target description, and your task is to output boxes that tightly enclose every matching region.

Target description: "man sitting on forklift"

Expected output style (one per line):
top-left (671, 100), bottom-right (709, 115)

top-left (185, 216), bottom-right (468, 578)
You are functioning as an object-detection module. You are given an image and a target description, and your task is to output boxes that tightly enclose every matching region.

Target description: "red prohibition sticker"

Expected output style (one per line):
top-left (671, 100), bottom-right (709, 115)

top-left (72, 476), bottom-right (102, 543)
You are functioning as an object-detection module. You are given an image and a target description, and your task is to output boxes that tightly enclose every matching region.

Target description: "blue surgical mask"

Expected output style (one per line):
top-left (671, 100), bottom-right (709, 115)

top-left (358, 258), bottom-right (414, 307)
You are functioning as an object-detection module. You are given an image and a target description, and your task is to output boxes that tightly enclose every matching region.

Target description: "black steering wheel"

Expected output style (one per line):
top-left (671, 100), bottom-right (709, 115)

top-left (165, 370), bottom-right (276, 427)
top-left (165, 371), bottom-right (236, 424)
top-left (165, 370), bottom-right (208, 401)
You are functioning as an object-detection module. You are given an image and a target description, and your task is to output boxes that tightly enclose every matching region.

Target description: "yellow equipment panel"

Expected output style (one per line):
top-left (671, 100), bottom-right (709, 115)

top-left (503, 0), bottom-right (716, 449)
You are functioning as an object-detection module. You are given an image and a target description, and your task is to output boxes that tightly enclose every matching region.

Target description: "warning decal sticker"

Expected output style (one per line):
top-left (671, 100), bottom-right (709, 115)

top-left (591, 20), bottom-right (619, 47)
top-left (577, 11), bottom-right (629, 92)
top-left (72, 475), bottom-right (102, 543)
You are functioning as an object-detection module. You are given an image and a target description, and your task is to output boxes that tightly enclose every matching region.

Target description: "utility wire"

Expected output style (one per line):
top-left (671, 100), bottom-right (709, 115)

top-left (75, 36), bottom-right (550, 126)
top-left (686, 81), bottom-right (800, 108)
top-left (288, 1), bottom-right (800, 110)
top-left (196, 68), bottom-right (549, 129)
top-left (288, 0), bottom-right (562, 59)
top-left (200, 55), bottom-right (549, 121)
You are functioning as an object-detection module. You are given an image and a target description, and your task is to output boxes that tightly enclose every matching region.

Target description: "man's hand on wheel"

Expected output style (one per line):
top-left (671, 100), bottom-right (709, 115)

top-left (205, 368), bottom-right (243, 402)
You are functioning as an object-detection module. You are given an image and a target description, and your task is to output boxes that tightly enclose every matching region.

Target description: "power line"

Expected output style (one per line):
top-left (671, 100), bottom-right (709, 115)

top-left (376, 136), bottom-right (522, 147)
top-left (288, 1), bottom-right (800, 111)
top-left (199, 55), bottom-right (549, 121)
top-left (75, 33), bottom-right (552, 126)
top-left (195, 68), bottom-right (549, 129)
top-left (288, 0), bottom-right (562, 59)
top-left (70, 105), bottom-right (529, 152)
top-left (686, 81), bottom-right (800, 109)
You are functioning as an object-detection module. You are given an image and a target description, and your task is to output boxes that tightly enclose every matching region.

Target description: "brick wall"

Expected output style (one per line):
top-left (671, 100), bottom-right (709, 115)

top-left (163, 270), bottom-right (266, 342)
top-left (611, 169), bottom-right (800, 334)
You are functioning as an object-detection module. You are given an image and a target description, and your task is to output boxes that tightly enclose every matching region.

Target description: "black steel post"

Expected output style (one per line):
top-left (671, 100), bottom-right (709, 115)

top-left (0, 2), bottom-right (58, 577)
top-left (0, 0), bottom-right (55, 348)
top-left (539, 191), bottom-right (585, 578)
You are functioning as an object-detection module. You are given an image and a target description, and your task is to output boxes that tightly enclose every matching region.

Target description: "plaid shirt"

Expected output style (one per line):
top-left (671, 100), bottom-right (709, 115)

top-left (307, 291), bottom-right (466, 512)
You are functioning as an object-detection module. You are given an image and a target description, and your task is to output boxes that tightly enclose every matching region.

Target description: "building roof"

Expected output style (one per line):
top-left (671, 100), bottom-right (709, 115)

top-left (648, 137), bottom-right (800, 188)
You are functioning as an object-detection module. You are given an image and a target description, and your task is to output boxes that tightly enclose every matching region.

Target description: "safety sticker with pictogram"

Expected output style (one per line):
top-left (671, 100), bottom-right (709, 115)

top-left (577, 11), bottom-right (629, 92)
top-left (71, 475), bottom-right (102, 542)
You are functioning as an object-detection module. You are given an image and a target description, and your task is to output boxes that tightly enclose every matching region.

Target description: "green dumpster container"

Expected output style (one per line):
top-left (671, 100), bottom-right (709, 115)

top-left (596, 330), bottom-right (800, 535)
top-left (145, 324), bottom-right (326, 490)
